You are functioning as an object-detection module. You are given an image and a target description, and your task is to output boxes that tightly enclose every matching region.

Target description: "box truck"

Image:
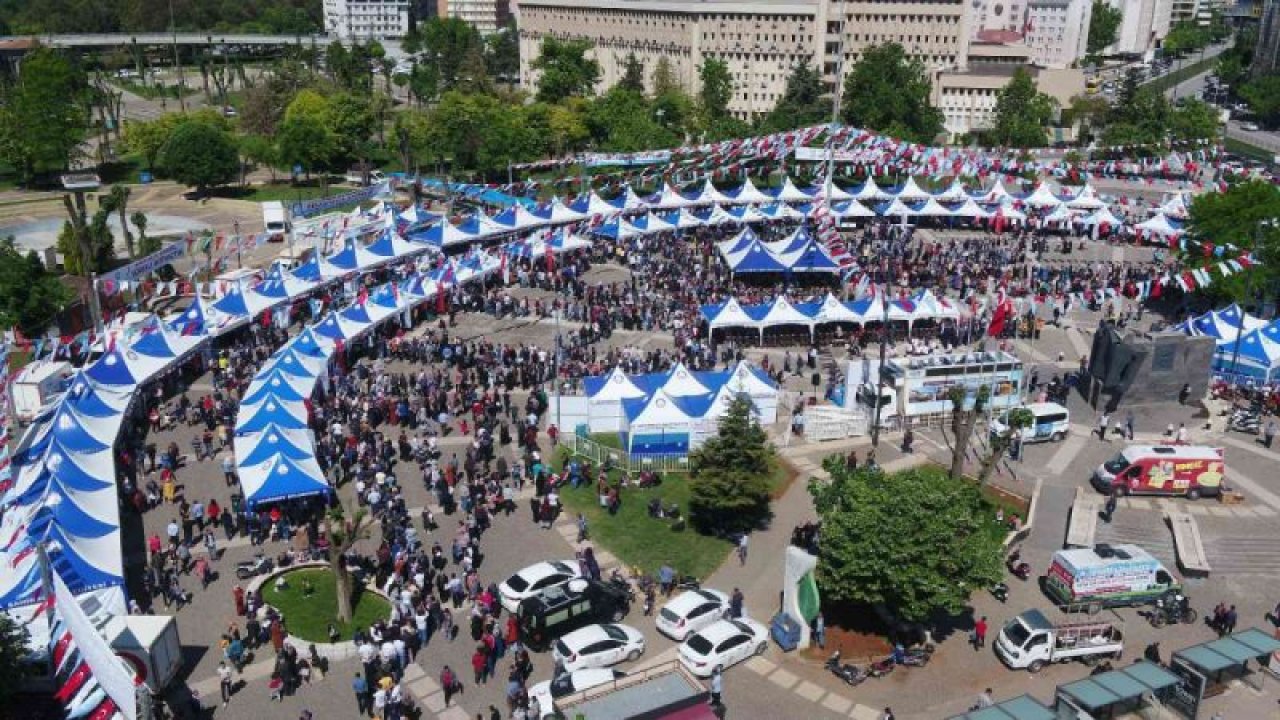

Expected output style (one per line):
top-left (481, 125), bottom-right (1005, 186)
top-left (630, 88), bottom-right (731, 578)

top-left (12, 360), bottom-right (71, 424)
top-left (104, 615), bottom-right (182, 692)
top-left (1044, 544), bottom-right (1179, 611)
top-left (995, 609), bottom-right (1124, 672)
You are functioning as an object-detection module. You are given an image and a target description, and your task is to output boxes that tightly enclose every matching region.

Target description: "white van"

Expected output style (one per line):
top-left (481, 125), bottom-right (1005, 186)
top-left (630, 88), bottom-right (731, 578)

top-left (261, 201), bottom-right (291, 242)
top-left (990, 402), bottom-right (1070, 443)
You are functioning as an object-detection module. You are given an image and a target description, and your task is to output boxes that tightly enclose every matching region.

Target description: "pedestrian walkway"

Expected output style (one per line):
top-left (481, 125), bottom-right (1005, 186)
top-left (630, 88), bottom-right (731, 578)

top-left (742, 655), bottom-right (881, 719)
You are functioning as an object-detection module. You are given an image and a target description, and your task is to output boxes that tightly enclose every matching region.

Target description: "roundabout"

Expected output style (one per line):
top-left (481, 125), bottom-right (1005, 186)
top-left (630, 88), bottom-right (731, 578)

top-left (256, 564), bottom-right (392, 645)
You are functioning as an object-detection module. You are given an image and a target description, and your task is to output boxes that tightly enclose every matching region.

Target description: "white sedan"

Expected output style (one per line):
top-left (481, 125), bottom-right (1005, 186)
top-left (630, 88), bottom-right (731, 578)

top-left (529, 668), bottom-right (625, 719)
top-left (552, 623), bottom-right (646, 672)
top-left (655, 589), bottom-right (730, 640)
top-left (678, 618), bottom-right (770, 677)
top-left (498, 560), bottom-right (583, 613)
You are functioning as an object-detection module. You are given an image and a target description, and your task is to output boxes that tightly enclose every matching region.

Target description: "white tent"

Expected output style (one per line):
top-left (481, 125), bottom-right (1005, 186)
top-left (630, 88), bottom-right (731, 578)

top-left (706, 297), bottom-right (760, 332)
top-left (1080, 206), bottom-right (1123, 228)
top-left (622, 387), bottom-right (713, 455)
top-left (810, 293), bottom-right (863, 324)
top-left (584, 367), bottom-right (648, 432)
top-left (653, 182), bottom-right (696, 209)
top-left (934, 179), bottom-right (970, 203)
top-left (775, 177), bottom-right (816, 203)
top-left (811, 180), bottom-right (854, 203)
top-left (660, 362), bottom-right (714, 397)
top-left (951, 198), bottom-right (992, 219)
top-left (729, 177), bottom-right (773, 205)
top-left (894, 177), bottom-right (931, 203)
top-left (1066, 184), bottom-right (1107, 210)
top-left (1042, 203), bottom-right (1076, 224)
top-left (831, 199), bottom-right (877, 218)
top-left (1159, 193), bottom-right (1190, 219)
top-left (912, 197), bottom-right (955, 217)
top-left (978, 179), bottom-right (1014, 204)
top-left (722, 361), bottom-right (780, 424)
top-left (697, 179), bottom-right (736, 205)
top-left (1024, 182), bottom-right (1064, 209)
top-left (854, 177), bottom-right (893, 202)
top-left (1135, 212), bottom-right (1183, 237)
top-left (756, 296), bottom-right (815, 340)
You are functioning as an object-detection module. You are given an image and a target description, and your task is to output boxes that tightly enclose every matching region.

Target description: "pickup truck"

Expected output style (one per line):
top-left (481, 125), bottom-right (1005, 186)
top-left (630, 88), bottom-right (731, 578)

top-left (996, 609), bottom-right (1124, 672)
top-left (344, 169), bottom-right (386, 186)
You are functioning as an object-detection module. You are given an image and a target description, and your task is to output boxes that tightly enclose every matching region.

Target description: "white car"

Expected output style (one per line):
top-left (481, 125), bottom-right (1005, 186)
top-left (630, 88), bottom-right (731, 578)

top-left (655, 589), bottom-right (730, 640)
top-left (498, 560), bottom-right (583, 612)
top-left (552, 623), bottom-right (646, 672)
top-left (678, 618), bottom-right (770, 677)
top-left (529, 668), bottom-right (625, 719)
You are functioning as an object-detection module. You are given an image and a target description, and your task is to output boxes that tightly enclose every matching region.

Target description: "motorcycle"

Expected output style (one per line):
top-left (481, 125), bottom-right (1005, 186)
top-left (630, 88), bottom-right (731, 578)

top-left (608, 569), bottom-right (636, 602)
top-left (235, 552), bottom-right (274, 581)
top-left (895, 645), bottom-right (934, 667)
top-left (990, 582), bottom-right (1009, 603)
top-left (867, 657), bottom-right (896, 678)
top-left (1227, 409), bottom-right (1261, 435)
top-left (675, 575), bottom-right (701, 592)
top-left (1007, 549), bottom-right (1031, 581)
top-left (1149, 593), bottom-right (1198, 628)
top-left (824, 652), bottom-right (867, 686)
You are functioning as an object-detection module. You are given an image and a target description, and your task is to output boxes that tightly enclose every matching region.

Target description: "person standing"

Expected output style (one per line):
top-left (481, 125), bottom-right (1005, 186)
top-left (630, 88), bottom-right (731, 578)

top-left (814, 613), bottom-right (826, 649)
top-left (729, 588), bottom-right (744, 619)
top-left (737, 534), bottom-right (749, 566)
top-left (1264, 420), bottom-right (1277, 449)
top-left (709, 666), bottom-right (723, 706)
top-left (1125, 411), bottom-right (1135, 441)
top-left (1223, 605), bottom-right (1238, 635)
top-left (1176, 423), bottom-right (1189, 445)
top-left (576, 513), bottom-right (589, 543)
top-left (974, 616), bottom-right (988, 650)
top-left (1179, 383), bottom-right (1191, 405)
top-left (352, 672), bottom-right (370, 716)
top-left (1104, 488), bottom-right (1119, 524)
top-left (976, 688), bottom-right (994, 708)
top-left (218, 662), bottom-right (233, 707)
top-left (441, 665), bottom-right (459, 707)
top-left (882, 708), bottom-right (896, 720)
top-left (1097, 413), bottom-right (1111, 441)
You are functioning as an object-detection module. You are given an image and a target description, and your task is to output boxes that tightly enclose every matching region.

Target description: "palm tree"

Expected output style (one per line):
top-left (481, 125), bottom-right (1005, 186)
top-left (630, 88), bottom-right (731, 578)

top-left (105, 185), bottom-right (134, 259)
top-left (325, 501), bottom-right (375, 623)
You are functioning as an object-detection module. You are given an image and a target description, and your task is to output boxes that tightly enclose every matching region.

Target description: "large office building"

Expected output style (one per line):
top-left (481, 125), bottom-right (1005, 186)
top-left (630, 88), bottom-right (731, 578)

top-left (1255, 0), bottom-right (1280, 74)
top-left (441, 0), bottom-right (512, 33)
top-left (513, 0), bottom-right (971, 119)
top-left (323, 0), bottom-right (413, 39)
top-left (936, 43), bottom-right (1083, 138)
top-left (1105, 0), bottom-right (1174, 58)
top-left (969, 0), bottom-right (1093, 68)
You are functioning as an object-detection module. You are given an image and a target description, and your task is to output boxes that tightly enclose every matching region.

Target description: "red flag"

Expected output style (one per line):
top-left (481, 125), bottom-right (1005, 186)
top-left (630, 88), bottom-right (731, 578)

top-left (987, 298), bottom-right (1012, 337)
top-left (545, 243), bottom-right (556, 273)
top-left (436, 290), bottom-right (446, 315)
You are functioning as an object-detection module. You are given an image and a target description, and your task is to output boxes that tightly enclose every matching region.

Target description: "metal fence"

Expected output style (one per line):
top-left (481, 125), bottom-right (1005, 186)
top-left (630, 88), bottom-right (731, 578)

top-left (561, 433), bottom-right (693, 474)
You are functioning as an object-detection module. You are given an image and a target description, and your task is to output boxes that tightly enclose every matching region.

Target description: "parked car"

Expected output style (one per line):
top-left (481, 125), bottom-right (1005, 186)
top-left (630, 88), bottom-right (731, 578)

top-left (656, 589), bottom-right (731, 641)
top-left (1240, 121), bottom-right (1261, 131)
top-left (552, 624), bottom-right (645, 672)
top-left (678, 618), bottom-right (769, 677)
top-left (499, 560), bottom-right (583, 613)
top-left (529, 668), bottom-right (625, 719)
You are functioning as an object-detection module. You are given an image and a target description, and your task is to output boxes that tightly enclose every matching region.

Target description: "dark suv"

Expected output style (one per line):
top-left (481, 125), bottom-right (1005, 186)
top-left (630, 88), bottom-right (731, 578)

top-left (517, 578), bottom-right (631, 651)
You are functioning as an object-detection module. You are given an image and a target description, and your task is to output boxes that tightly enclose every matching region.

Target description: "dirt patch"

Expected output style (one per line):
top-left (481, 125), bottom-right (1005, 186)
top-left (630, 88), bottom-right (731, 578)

top-left (982, 483), bottom-right (1031, 517)
top-left (800, 599), bottom-right (896, 665)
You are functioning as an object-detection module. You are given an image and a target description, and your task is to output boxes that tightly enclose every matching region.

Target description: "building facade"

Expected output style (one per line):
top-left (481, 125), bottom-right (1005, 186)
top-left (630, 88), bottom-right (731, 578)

top-left (1257, 0), bottom-right (1280, 74)
top-left (1106, 0), bottom-right (1173, 58)
top-left (442, 0), bottom-right (511, 33)
top-left (936, 42), bottom-right (1083, 137)
top-left (1024, 0), bottom-right (1092, 67)
top-left (513, 0), bottom-right (972, 120)
top-left (323, 0), bottom-right (412, 39)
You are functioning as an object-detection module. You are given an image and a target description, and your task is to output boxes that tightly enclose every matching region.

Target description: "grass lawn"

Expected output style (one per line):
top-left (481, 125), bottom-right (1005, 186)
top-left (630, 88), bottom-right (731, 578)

top-left (262, 568), bottom-right (390, 643)
top-left (552, 437), bottom-right (794, 579)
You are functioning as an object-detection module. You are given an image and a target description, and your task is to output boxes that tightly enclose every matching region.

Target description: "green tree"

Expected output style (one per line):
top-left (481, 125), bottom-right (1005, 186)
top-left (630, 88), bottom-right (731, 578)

top-left (0, 236), bottom-right (72, 337)
top-left (278, 113), bottom-right (335, 181)
top-left (239, 77), bottom-right (292, 137)
top-left (485, 20), bottom-right (520, 80)
top-left (1163, 22), bottom-right (1209, 56)
top-left (161, 121), bottom-right (239, 195)
top-left (284, 88), bottom-right (330, 125)
top-left (0, 48), bottom-right (88, 182)
top-left (586, 87), bottom-right (678, 152)
top-left (618, 52), bottom-right (646, 93)
top-left (977, 407), bottom-right (1033, 486)
top-left (688, 397), bottom-right (774, 536)
top-left (947, 385), bottom-right (991, 480)
top-left (420, 17), bottom-right (485, 92)
top-left (842, 44), bottom-right (943, 143)
top-left (1185, 180), bottom-right (1280, 302)
top-left (759, 64), bottom-right (829, 134)
top-left (0, 612), bottom-right (30, 705)
top-left (429, 91), bottom-right (536, 176)
top-left (1241, 74), bottom-right (1280, 129)
top-left (122, 114), bottom-right (181, 171)
top-left (533, 37), bottom-right (600, 103)
top-left (1087, 1), bottom-right (1123, 55)
top-left (325, 498), bottom-right (374, 623)
top-left (101, 184), bottom-right (133, 259)
top-left (652, 57), bottom-right (680, 98)
top-left (323, 92), bottom-right (376, 168)
top-left (810, 464), bottom-right (1005, 623)
top-left (1169, 98), bottom-right (1220, 141)
top-left (132, 211), bottom-right (162, 256)
top-left (1103, 85), bottom-right (1171, 146)
top-left (698, 58), bottom-right (733, 123)
top-left (240, 134), bottom-right (281, 182)
top-left (990, 68), bottom-right (1057, 147)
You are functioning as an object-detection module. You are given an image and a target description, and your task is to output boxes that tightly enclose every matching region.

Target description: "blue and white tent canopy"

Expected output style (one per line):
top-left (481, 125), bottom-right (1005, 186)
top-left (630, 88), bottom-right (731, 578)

top-left (831, 199), bottom-right (877, 218)
top-left (237, 396), bottom-right (309, 433)
top-left (651, 182), bottom-right (698, 209)
top-left (234, 425), bottom-right (317, 467)
top-left (777, 238), bottom-right (841, 273)
top-left (493, 204), bottom-right (546, 232)
top-left (168, 293), bottom-right (231, 336)
top-left (1179, 304), bottom-right (1269, 343)
top-left (696, 179), bottom-right (736, 206)
top-left (951, 198), bottom-right (992, 219)
top-left (249, 264), bottom-right (317, 304)
top-left (238, 452), bottom-right (330, 508)
top-left (809, 180), bottom-right (854, 203)
top-left (366, 229), bottom-right (426, 262)
top-left (976, 179), bottom-right (1014, 204)
top-left (408, 219), bottom-right (478, 248)
top-left (658, 362), bottom-right (713, 397)
top-left (853, 177), bottom-right (893, 202)
top-left (725, 239), bottom-right (789, 274)
top-left (770, 177), bottom-right (816, 203)
top-left (570, 192), bottom-right (625, 216)
top-left (535, 198), bottom-right (587, 224)
top-left (934, 179), bottom-right (970, 203)
top-left (82, 346), bottom-right (144, 388)
top-left (583, 366), bottom-right (649, 402)
top-left (1135, 212), bottom-right (1184, 237)
top-left (717, 227), bottom-right (760, 256)
top-left (1213, 322), bottom-right (1280, 380)
top-left (131, 324), bottom-right (202, 361)
top-left (242, 372), bottom-right (311, 405)
top-left (701, 297), bottom-right (761, 331)
top-left (1024, 182), bottom-right (1065, 209)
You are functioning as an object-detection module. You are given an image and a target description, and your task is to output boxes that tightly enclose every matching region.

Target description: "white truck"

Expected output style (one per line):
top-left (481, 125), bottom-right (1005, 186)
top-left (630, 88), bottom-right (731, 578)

top-left (344, 168), bottom-right (386, 186)
top-left (12, 360), bottom-right (71, 424)
top-left (261, 201), bottom-right (292, 242)
top-left (844, 350), bottom-right (1025, 424)
top-left (103, 614), bottom-right (182, 692)
top-left (996, 609), bottom-right (1124, 672)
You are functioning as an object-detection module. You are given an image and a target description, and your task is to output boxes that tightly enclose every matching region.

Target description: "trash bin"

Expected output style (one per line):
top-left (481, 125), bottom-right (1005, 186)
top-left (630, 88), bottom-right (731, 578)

top-left (770, 612), bottom-right (801, 652)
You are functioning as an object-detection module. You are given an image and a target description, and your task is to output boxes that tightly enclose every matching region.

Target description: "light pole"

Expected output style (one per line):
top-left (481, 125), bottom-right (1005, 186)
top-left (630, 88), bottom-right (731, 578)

top-left (234, 219), bottom-right (242, 269)
top-left (169, 0), bottom-right (187, 112)
top-left (869, 257), bottom-right (894, 449)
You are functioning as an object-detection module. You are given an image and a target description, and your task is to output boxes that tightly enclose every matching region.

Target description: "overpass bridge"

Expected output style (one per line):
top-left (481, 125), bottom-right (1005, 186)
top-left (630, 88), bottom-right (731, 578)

top-left (0, 32), bottom-right (333, 49)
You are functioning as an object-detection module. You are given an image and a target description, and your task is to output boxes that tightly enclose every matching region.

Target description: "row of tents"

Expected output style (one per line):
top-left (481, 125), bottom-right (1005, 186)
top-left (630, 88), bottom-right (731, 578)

top-left (231, 256), bottom-right (504, 507)
top-left (580, 362), bottom-right (780, 454)
top-left (700, 290), bottom-right (967, 340)
top-left (1173, 304), bottom-right (1280, 381)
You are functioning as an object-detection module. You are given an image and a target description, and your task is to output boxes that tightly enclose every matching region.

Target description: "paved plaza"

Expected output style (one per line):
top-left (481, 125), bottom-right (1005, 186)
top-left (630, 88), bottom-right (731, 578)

top-left (10, 186), bottom-right (1280, 720)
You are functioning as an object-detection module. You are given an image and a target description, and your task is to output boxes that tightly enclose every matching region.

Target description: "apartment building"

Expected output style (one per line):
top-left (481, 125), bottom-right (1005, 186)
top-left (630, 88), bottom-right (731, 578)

top-left (1257, 0), bottom-right (1280, 74)
top-left (513, 0), bottom-right (971, 119)
top-left (936, 43), bottom-right (1084, 137)
top-left (1106, 0), bottom-right (1174, 58)
top-left (441, 0), bottom-right (512, 33)
top-left (323, 0), bottom-right (413, 40)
